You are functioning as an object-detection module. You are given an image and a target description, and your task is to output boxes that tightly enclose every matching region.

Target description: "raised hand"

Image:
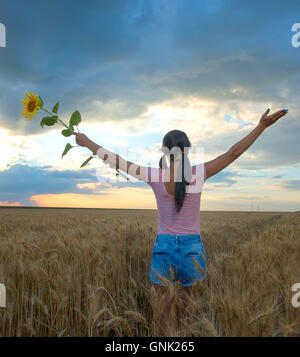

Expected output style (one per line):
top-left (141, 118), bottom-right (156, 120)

top-left (70, 131), bottom-right (91, 148)
top-left (259, 108), bottom-right (288, 129)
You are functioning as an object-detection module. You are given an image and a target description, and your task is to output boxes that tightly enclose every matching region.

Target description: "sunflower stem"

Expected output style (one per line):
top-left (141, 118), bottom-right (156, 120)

top-left (57, 118), bottom-right (69, 128)
top-left (41, 108), bottom-right (54, 116)
top-left (41, 108), bottom-right (69, 129)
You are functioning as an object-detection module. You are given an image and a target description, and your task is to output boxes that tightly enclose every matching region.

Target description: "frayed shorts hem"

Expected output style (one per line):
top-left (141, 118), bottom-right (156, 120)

top-left (149, 274), bottom-right (207, 287)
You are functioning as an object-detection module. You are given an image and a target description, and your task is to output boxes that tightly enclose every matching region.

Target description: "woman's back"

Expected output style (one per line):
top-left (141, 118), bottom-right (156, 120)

top-left (147, 163), bottom-right (206, 235)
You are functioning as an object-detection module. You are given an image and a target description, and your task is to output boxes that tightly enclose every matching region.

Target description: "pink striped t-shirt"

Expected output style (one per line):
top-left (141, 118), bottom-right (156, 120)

top-left (95, 147), bottom-right (206, 235)
top-left (146, 163), bottom-right (207, 235)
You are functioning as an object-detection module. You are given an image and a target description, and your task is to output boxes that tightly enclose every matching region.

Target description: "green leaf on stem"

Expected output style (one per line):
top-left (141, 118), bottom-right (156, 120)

top-left (70, 110), bottom-right (81, 127)
top-left (61, 129), bottom-right (72, 137)
top-left (52, 102), bottom-right (59, 114)
top-left (62, 143), bottom-right (73, 158)
top-left (80, 156), bottom-right (94, 168)
top-left (40, 116), bottom-right (58, 127)
top-left (38, 96), bottom-right (44, 109)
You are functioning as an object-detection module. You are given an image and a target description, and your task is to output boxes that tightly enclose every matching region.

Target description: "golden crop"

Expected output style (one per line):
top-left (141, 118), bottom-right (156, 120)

top-left (0, 208), bottom-right (299, 337)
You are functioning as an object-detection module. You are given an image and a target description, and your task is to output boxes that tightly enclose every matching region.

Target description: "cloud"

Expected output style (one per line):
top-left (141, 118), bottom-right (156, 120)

top-left (0, 161), bottom-right (241, 206)
top-left (0, 164), bottom-right (96, 204)
top-left (205, 170), bottom-right (240, 187)
top-left (2, 0), bottom-right (300, 136)
top-left (0, 163), bottom-right (152, 205)
top-left (226, 196), bottom-right (269, 201)
top-left (0, 200), bottom-right (22, 206)
top-left (1, 0), bottom-right (300, 210)
top-left (273, 179), bottom-right (300, 191)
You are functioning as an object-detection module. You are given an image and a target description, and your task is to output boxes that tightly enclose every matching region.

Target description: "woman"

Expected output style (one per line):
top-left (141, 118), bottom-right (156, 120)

top-left (71, 108), bottom-right (288, 335)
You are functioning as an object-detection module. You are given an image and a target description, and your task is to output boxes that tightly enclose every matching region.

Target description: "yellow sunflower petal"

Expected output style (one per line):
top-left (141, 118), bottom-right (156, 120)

top-left (21, 92), bottom-right (41, 119)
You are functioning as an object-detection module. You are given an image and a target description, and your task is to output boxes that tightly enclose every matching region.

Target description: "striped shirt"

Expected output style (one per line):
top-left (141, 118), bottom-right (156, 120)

top-left (146, 164), bottom-right (206, 235)
top-left (96, 147), bottom-right (206, 235)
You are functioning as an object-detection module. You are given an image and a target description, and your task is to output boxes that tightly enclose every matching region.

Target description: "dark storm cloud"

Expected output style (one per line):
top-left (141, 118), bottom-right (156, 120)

top-left (0, 0), bottom-right (299, 172)
top-left (1, 0), bottom-right (300, 133)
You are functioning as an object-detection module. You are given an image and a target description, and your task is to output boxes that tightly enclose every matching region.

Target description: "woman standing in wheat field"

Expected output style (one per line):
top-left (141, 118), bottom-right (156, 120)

top-left (71, 108), bottom-right (288, 335)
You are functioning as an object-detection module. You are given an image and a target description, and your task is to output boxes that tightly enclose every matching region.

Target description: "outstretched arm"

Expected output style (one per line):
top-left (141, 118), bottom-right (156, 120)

top-left (204, 109), bottom-right (289, 179)
top-left (70, 132), bottom-right (148, 181)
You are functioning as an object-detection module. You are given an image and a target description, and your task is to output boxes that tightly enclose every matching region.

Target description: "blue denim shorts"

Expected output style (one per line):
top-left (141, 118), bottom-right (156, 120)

top-left (149, 234), bottom-right (207, 287)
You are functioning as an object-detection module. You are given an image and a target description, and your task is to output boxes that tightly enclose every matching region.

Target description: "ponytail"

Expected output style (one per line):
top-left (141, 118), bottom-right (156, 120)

top-left (159, 154), bottom-right (168, 171)
top-left (159, 149), bottom-right (192, 213)
top-left (160, 129), bottom-right (192, 212)
top-left (175, 152), bottom-right (191, 212)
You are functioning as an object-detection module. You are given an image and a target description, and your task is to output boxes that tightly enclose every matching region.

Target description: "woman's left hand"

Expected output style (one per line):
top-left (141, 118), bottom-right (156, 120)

top-left (259, 109), bottom-right (288, 129)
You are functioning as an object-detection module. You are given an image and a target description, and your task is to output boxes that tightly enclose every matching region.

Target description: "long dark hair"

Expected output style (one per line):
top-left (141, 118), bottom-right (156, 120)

top-left (159, 130), bottom-right (192, 212)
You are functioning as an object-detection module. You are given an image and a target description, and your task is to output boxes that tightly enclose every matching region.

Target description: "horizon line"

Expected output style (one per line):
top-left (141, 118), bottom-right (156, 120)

top-left (0, 205), bottom-right (297, 213)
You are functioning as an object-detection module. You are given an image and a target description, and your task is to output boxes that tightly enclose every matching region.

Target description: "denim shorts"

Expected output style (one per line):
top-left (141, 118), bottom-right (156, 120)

top-left (149, 234), bottom-right (207, 287)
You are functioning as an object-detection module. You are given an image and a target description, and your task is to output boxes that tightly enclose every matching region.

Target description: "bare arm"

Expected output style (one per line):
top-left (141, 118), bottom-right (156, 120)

top-left (70, 132), bottom-right (147, 180)
top-left (205, 108), bottom-right (288, 179)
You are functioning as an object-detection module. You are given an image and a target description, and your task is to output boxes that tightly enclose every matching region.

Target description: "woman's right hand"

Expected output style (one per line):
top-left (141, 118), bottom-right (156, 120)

top-left (70, 131), bottom-right (91, 148)
top-left (259, 108), bottom-right (288, 129)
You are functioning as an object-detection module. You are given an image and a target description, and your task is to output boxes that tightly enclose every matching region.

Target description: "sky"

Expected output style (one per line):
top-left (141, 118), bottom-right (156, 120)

top-left (0, 0), bottom-right (299, 211)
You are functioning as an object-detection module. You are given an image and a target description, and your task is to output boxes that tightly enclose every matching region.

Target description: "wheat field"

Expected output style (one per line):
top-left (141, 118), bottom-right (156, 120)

top-left (0, 207), bottom-right (299, 337)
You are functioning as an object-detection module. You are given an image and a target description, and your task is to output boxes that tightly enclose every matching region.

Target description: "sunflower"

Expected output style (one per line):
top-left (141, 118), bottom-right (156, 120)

top-left (20, 92), bottom-right (41, 120)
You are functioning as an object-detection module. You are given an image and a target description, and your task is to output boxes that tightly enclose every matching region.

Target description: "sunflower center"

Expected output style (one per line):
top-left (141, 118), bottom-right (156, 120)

top-left (27, 100), bottom-right (36, 112)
